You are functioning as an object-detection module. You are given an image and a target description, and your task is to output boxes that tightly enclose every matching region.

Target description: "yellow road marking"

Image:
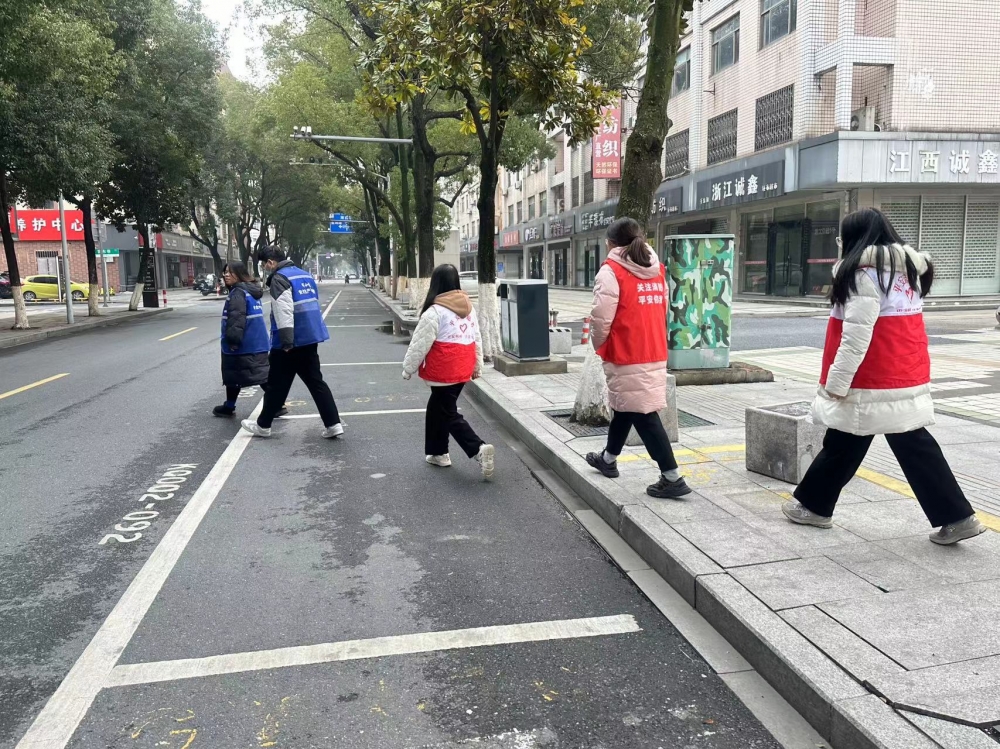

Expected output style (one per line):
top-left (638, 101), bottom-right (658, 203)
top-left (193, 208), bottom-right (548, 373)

top-left (0, 373), bottom-right (69, 401)
top-left (159, 327), bottom-right (198, 341)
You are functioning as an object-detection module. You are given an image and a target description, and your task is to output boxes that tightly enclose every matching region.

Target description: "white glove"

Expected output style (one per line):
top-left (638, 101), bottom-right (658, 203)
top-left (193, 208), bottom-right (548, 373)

top-left (402, 370), bottom-right (411, 380)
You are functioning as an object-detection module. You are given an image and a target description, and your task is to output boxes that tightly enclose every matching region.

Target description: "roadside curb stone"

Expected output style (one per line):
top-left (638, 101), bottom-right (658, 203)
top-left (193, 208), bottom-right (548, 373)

top-left (0, 307), bottom-right (172, 351)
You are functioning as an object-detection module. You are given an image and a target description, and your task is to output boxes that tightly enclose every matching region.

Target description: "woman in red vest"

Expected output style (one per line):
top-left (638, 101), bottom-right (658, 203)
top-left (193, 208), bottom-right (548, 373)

top-left (585, 217), bottom-right (690, 499)
top-left (784, 208), bottom-right (985, 545)
top-left (402, 264), bottom-right (495, 480)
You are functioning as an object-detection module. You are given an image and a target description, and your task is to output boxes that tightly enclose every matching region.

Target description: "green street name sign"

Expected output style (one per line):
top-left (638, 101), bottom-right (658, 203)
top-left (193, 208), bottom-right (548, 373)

top-left (96, 248), bottom-right (120, 257)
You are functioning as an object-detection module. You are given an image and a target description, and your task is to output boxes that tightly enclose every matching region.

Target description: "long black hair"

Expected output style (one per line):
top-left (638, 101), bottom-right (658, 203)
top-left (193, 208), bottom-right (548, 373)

top-left (223, 261), bottom-right (253, 286)
top-left (607, 217), bottom-right (653, 267)
top-left (421, 264), bottom-right (461, 314)
top-left (829, 207), bottom-right (933, 306)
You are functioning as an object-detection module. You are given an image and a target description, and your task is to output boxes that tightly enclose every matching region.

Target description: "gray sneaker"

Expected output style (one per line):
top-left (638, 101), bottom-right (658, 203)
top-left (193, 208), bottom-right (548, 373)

top-left (781, 501), bottom-right (833, 529)
top-left (241, 419), bottom-right (271, 438)
top-left (930, 515), bottom-right (987, 545)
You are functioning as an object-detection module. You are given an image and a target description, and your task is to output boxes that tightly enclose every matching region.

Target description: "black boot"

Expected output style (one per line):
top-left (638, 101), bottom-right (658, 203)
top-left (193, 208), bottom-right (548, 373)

top-left (647, 475), bottom-right (692, 499)
top-left (585, 452), bottom-right (619, 478)
top-left (213, 404), bottom-right (236, 417)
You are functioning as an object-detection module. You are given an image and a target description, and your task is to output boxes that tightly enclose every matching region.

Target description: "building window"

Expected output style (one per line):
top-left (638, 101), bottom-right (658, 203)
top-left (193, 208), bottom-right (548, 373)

top-left (711, 15), bottom-right (740, 74)
top-left (606, 180), bottom-right (622, 200)
top-left (553, 184), bottom-right (565, 214)
top-left (583, 170), bottom-right (594, 204)
top-left (516, 201), bottom-right (523, 224)
top-left (664, 129), bottom-right (689, 176)
top-left (707, 109), bottom-right (738, 165)
top-left (507, 205), bottom-right (514, 227)
top-left (527, 196), bottom-right (536, 220)
top-left (755, 85), bottom-right (794, 151)
top-left (672, 48), bottom-right (691, 95)
top-left (538, 191), bottom-right (547, 216)
top-left (761, 0), bottom-right (796, 48)
top-left (572, 176), bottom-right (580, 207)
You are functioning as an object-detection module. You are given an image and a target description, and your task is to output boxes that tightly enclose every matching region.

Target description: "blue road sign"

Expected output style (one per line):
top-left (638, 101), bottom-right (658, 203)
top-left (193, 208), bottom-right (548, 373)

top-left (329, 221), bottom-right (353, 234)
top-left (330, 213), bottom-right (352, 222)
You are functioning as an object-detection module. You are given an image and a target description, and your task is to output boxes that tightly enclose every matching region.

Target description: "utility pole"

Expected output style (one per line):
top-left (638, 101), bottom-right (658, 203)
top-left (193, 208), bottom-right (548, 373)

top-left (58, 193), bottom-right (74, 324)
top-left (95, 215), bottom-right (110, 307)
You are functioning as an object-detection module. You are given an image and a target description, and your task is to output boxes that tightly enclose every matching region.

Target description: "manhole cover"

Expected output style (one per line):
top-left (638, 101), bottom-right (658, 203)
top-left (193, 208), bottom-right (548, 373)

top-left (678, 410), bottom-right (715, 428)
top-left (543, 408), bottom-right (715, 436)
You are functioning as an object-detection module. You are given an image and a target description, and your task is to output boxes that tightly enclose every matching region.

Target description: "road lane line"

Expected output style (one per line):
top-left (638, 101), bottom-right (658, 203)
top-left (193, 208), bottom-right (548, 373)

top-left (104, 614), bottom-right (640, 687)
top-left (279, 408), bottom-right (425, 418)
top-left (321, 362), bottom-right (404, 366)
top-left (322, 291), bottom-right (342, 320)
top-left (0, 373), bottom-right (69, 401)
top-left (15, 399), bottom-right (264, 749)
top-left (159, 327), bottom-right (198, 341)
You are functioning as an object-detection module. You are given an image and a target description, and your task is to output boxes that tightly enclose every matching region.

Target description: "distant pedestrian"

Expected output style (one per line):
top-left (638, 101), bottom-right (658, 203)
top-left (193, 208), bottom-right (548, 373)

top-left (585, 217), bottom-right (690, 499)
top-left (241, 246), bottom-right (344, 439)
top-left (402, 264), bottom-right (495, 479)
top-left (214, 263), bottom-right (269, 417)
top-left (783, 207), bottom-right (985, 545)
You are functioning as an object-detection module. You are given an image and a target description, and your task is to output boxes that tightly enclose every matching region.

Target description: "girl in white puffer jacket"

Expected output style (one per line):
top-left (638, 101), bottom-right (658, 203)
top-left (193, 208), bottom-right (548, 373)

top-left (783, 208), bottom-right (985, 545)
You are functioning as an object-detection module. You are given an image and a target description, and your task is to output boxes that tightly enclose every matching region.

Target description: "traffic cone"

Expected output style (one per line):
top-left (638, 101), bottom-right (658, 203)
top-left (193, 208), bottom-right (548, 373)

top-left (581, 316), bottom-right (591, 345)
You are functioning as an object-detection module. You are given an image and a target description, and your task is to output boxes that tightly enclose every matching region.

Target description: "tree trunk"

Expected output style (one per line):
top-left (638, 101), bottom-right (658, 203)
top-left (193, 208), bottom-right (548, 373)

top-left (476, 122), bottom-right (506, 359)
top-left (0, 170), bottom-right (28, 329)
top-left (616, 0), bottom-right (689, 231)
top-left (80, 199), bottom-right (101, 316)
top-left (411, 94), bottom-right (438, 309)
top-left (571, 349), bottom-right (612, 425)
top-left (395, 108), bottom-right (416, 284)
top-left (129, 225), bottom-right (153, 311)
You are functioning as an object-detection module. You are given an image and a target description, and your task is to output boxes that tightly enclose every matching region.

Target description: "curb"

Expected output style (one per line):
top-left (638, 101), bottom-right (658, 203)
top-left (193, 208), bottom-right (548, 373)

top-left (465, 376), bottom-right (930, 749)
top-left (0, 307), bottom-right (173, 351)
top-left (366, 287), bottom-right (418, 331)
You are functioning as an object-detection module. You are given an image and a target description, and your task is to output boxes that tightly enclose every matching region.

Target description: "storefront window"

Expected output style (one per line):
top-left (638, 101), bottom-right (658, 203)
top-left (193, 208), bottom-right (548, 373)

top-left (575, 237), bottom-right (601, 287)
top-left (498, 252), bottom-right (522, 279)
top-left (806, 200), bottom-right (840, 296)
top-left (549, 244), bottom-right (569, 286)
top-left (528, 247), bottom-right (544, 279)
top-left (740, 211), bottom-right (770, 293)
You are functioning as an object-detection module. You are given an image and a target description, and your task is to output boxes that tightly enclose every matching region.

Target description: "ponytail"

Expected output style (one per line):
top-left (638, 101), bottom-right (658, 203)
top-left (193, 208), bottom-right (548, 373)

top-left (607, 216), bottom-right (652, 267)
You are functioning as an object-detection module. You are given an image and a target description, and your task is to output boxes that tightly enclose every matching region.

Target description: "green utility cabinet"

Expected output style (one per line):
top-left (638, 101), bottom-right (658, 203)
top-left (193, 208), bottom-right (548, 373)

top-left (663, 234), bottom-right (735, 370)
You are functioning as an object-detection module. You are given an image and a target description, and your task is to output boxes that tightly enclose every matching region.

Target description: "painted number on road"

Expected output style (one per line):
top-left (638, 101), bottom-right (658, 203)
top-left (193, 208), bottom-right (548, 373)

top-left (99, 464), bottom-right (198, 546)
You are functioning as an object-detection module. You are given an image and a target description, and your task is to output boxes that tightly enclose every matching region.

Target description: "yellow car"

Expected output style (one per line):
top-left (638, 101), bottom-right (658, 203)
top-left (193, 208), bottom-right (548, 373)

top-left (21, 275), bottom-right (91, 302)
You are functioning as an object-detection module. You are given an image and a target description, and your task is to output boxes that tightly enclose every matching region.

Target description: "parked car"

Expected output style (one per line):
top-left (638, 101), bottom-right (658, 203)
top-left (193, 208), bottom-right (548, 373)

top-left (21, 275), bottom-right (91, 302)
top-left (459, 271), bottom-right (479, 297)
top-left (0, 271), bottom-right (10, 299)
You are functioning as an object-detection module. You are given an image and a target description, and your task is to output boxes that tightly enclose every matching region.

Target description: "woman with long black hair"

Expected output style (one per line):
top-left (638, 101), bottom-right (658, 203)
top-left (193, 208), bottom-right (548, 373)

top-left (402, 264), bottom-right (495, 479)
top-left (783, 207), bottom-right (985, 545)
top-left (214, 262), bottom-right (270, 416)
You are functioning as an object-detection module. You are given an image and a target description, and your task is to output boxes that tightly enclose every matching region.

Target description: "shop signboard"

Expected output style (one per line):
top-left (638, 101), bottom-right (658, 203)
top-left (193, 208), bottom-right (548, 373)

top-left (523, 225), bottom-right (544, 243)
top-left (696, 161), bottom-right (784, 210)
top-left (650, 187), bottom-right (684, 218)
top-left (592, 104), bottom-right (622, 179)
top-left (875, 140), bottom-right (1000, 183)
top-left (549, 216), bottom-right (573, 238)
top-left (7, 208), bottom-right (85, 241)
top-left (579, 204), bottom-right (617, 233)
top-left (502, 229), bottom-right (520, 247)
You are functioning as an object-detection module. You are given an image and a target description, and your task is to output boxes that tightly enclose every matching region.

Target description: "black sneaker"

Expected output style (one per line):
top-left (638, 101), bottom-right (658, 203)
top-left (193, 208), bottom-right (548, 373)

top-left (276, 406), bottom-right (289, 418)
top-left (586, 451), bottom-right (619, 478)
top-left (213, 404), bottom-right (235, 417)
top-left (647, 476), bottom-right (692, 499)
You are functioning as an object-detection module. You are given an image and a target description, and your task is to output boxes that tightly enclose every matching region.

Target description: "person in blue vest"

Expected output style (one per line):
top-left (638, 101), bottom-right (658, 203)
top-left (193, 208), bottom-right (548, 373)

top-left (241, 246), bottom-right (343, 438)
top-left (214, 262), bottom-right (270, 416)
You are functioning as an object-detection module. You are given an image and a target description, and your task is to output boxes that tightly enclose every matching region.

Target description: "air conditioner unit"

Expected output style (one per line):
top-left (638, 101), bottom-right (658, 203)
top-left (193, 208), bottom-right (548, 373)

top-left (850, 106), bottom-right (877, 132)
top-left (628, 116), bottom-right (636, 129)
top-left (513, 180), bottom-right (521, 191)
top-left (555, 199), bottom-right (565, 214)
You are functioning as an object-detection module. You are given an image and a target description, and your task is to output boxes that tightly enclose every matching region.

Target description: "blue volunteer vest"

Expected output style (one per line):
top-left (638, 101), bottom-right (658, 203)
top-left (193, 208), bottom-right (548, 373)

top-left (271, 265), bottom-right (329, 348)
top-left (221, 288), bottom-right (270, 355)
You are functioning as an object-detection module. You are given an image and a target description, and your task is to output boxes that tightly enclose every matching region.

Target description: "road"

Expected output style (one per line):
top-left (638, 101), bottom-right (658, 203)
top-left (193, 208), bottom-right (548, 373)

top-left (1, 284), bottom-right (791, 748)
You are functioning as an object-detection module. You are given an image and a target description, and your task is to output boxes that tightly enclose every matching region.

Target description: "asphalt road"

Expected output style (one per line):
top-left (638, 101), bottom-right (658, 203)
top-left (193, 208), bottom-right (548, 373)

top-left (0, 284), bottom-right (788, 749)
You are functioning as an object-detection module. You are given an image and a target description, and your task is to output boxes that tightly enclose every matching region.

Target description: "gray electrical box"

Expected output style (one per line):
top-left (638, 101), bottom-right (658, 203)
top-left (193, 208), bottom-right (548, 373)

top-left (498, 279), bottom-right (550, 361)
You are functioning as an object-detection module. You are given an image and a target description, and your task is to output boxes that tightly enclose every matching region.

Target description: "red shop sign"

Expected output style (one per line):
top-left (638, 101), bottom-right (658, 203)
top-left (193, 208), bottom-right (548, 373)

top-left (592, 104), bottom-right (622, 180)
top-left (9, 208), bottom-right (86, 242)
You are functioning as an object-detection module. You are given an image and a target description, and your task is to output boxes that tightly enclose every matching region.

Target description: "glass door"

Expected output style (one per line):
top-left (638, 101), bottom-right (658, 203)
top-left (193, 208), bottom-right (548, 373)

top-left (767, 221), bottom-right (807, 296)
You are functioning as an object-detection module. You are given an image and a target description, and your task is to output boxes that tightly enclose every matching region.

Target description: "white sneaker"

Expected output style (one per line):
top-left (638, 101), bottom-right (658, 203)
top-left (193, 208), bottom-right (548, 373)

top-left (781, 500), bottom-right (833, 528)
top-left (476, 444), bottom-right (495, 480)
top-left (241, 419), bottom-right (271, 438)
top-left (426, 454), bottom-right (452, 467)
top-left (930, 515), bottom-right (987, 545)
top-left (322, 423), bottom-right (345, 439)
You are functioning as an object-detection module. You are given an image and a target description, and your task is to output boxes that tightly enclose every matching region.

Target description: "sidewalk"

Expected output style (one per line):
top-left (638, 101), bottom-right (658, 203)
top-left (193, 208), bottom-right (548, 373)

top-left (0, 306), bottom-right (172, 350)
top-left (466, 367), bottom-right (1000, 749)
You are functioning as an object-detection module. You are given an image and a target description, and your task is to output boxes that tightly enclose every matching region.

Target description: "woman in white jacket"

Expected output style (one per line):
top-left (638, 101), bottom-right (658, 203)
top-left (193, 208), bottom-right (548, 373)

top-left (783, 208), bottom-right (985, 545)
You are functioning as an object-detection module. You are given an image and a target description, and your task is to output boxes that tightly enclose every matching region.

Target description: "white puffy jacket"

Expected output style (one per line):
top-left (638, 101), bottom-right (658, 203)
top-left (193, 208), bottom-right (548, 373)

top-left (812, 244), bottom-right (935, 436)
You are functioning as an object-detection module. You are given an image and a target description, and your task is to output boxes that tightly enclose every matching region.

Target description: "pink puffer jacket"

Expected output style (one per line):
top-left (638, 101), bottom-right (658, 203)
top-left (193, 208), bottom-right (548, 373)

top-left (590, 246), bottom-right (667, 415)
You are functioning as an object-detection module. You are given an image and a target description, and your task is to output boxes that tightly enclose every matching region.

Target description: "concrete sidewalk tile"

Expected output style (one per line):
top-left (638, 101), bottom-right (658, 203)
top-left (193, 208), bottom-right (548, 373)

top-left (671, 517), bottom-right (800, 568)
top-left (903, 711), bottom-right (1000, 748)
top-left (831, 501), bottom-right (935, 541)
top-left (640, 493), bottom-right (733, 524)
top-left (818, 579), bottom-right (1000, 669)
top-left (832, 695), bottom-right (940, 749)
top-left (563, 436), bottom-right (607, 455)
top-left (876, 532), bottom-right (1000, 585)
top-left (704, 488), bottom-right (788, 515)
top-left (619, 506), bottom-right (723, 606)
top-left (823, 542), bottom-right (948, 592)
top-left (719, 463), bottom-right (799, 491)
top-left (730, 557), bottom-right (883, 611)
top-left (740, 510), bottom-right (867, 555)
top-left (846, 475), bottom-right (913, 502)
top-left (574, 509), bottom-right (650, 572)
top-left (779, 606), bottom-right (905, 683)
top-left (718, 671), bottom-right (833, 749)
top-left (695, 574), bottom-right (868, 739)
top-left (679, 461), bottom-right (756, 490)
top-left (628, 569), bottom-right (752, 675)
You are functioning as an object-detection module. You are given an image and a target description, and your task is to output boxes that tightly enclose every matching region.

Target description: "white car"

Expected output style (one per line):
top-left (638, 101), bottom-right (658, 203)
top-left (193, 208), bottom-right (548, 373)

top-left (459, 271), bottom-right (479, 297)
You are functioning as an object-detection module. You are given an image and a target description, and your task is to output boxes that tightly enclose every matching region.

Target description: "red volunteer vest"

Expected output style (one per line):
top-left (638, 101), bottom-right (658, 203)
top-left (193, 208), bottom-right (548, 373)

top-left (420, 306), bottom-right (478, 383)
top-left (596, 259), bottom-right (668, 366)
top-left (819, 268), bottom-right (930, 390)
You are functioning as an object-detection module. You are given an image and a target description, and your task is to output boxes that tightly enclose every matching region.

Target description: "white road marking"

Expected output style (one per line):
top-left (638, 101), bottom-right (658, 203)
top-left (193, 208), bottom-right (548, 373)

top-left (370, 473), bottom-right (386, 479)
top-left (322, 291), bottom-right (342, 320)
top-left (326, 324), bottom-right (386, 328)
top-left (320, 362), bottom-right (403, 366)
top-left (15, 401), bottom-right (264, 749)
top-left (104, 615), bottom-right (640, 688)
top-left (279, 408), bottom-right (425, 419)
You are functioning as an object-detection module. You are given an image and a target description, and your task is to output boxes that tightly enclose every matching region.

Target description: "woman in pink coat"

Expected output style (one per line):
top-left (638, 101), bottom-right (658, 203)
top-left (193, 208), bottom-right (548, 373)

top-left (585, 217), bottom-right (690, 499)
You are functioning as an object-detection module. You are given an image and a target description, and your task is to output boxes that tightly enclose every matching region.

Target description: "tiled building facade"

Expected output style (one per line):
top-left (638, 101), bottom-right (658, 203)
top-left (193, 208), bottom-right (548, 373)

top-left (453, 0), bottom-right (1000, 298)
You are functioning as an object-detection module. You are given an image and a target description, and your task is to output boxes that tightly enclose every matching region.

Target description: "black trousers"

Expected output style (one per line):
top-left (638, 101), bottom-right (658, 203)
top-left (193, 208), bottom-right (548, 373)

top-left (425, 383), bottom-right (484, 458)
top-left (257, 344), bottom-right (340, 428)
top-left (226, 382), bottom-right (272, 404)
top-left (606, 410), bottom-right (678, 472)
top-left (794, 427), bottom-right (974, 527)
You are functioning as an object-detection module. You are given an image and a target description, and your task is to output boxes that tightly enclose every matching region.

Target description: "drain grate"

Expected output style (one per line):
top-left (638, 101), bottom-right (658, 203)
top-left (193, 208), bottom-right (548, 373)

top-left (544, 408), bottom-right (715, 436)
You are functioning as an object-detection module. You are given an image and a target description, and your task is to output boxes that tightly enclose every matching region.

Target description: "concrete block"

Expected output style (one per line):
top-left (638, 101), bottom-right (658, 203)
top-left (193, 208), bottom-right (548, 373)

top-left (493, 354), bottom-right (568, 376)
top-left (625, 373), bottom-right (679, 446)
top-left (548, 327), bottom-right (572, 355)
top-left (745, 401), bottom-right (826, 484)
top-left (831, 695), bottom-right (940, 749)
top-left (730, 557), bottom-right (882, 611)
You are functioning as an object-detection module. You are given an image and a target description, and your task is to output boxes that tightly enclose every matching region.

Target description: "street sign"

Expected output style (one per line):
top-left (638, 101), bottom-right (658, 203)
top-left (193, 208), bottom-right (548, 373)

top-left (96, 248), bottom-right (120, 257)
top-left (329, 221), bottom-right (353, 234)
top-left (330, 213), bottom-right (352, 222)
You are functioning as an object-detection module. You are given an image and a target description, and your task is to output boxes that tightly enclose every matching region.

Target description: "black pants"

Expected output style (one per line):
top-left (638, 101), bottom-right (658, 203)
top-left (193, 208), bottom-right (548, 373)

top-left (606, 411), bottom-right (678, 472)
top-left (226, 382), bottom-right (271, 405)
top-left (425, 383), bottom-right (484, 458)
top-left (257, 344), bottom-right (340, 428)
top-left (794, 427), bottom-right (974, 527)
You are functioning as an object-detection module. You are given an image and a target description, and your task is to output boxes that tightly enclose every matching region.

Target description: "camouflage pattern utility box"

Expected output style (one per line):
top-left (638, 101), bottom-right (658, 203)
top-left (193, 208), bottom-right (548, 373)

top-left (663, 234), bottom-right (734, 370)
